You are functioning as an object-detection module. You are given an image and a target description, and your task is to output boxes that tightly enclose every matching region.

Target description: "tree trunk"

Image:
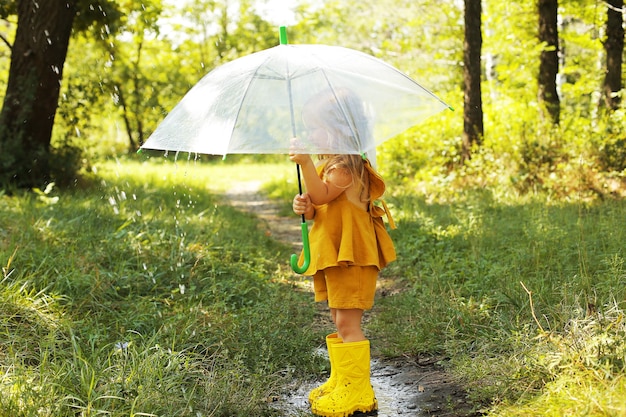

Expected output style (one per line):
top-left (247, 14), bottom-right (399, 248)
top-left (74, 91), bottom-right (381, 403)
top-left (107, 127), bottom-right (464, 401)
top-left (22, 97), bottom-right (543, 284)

top-left (538, 0), bottom-right (560, 125)
top-left (0, 0), bottom-right (77, 188)
top-left (602, 0), bottom-right (624, 110)
top-left (462, 0), bottom-right (483, 161)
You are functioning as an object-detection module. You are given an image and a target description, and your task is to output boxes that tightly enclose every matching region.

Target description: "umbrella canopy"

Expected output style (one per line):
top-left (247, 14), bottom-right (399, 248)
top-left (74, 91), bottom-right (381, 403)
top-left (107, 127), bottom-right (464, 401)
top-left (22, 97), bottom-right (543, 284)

top-left (141, 29), bottom-right (451, 274)
top-left (141, 43), bottom-right (450, 156)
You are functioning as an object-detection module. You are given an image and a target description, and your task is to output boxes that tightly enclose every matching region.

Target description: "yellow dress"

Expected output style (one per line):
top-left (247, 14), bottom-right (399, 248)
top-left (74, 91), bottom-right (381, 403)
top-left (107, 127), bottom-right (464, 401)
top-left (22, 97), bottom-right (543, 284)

top-left (300, 158), bottom-right (396, 275)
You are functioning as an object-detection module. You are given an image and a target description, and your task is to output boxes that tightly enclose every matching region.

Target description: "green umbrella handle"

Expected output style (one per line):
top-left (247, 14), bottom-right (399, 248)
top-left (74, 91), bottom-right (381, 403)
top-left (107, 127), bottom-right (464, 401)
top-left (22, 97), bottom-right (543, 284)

top-left (290, 222), bottom-right (311, 274)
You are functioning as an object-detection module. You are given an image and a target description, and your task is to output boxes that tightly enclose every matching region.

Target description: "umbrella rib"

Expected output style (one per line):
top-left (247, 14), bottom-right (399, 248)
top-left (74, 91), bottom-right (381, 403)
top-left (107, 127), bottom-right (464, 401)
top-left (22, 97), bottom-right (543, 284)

top-left (315, 67), bottom-right (365, 154)
top-left (254, 74), bottom-right (287, 81)
top-left (363, 55), bottom-right (451, 109)
top-left (226, 55), bottom-right (277, 154)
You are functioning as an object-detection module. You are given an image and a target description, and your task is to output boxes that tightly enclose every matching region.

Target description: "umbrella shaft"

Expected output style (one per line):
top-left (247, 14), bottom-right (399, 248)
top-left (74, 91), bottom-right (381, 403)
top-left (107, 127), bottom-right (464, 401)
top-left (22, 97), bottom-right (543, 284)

top-left (297, 164), bottom-right (305, 223)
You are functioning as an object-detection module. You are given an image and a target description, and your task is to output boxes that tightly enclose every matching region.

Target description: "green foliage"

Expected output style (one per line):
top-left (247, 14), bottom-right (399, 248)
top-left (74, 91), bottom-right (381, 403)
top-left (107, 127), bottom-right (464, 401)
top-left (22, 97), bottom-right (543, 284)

top-left (73, 0), bottom-right (123, 34)
top-left (53, 0), bottom-right (281, 157)
top-left (0, 0), bottom-right (15, 19)
top-left (0, 160), bottom-right (322, 416)
top-left (293, 0), bottom-right (462, 91)
top-left (593, 109), bottom-right (626, 172)
top-left (4, 0), bottom-right (623, 195)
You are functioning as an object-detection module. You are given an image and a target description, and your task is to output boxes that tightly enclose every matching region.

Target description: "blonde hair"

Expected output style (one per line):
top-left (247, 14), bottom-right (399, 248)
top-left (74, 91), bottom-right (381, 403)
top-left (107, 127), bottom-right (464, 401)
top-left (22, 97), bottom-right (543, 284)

top-left (320, 154), bottom-right (370, 204)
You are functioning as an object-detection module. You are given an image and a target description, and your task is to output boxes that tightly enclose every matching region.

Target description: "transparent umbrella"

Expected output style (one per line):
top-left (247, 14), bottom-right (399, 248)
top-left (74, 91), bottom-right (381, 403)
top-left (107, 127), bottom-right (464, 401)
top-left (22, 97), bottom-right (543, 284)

top-left (141, 27), bottom-right (451, 272)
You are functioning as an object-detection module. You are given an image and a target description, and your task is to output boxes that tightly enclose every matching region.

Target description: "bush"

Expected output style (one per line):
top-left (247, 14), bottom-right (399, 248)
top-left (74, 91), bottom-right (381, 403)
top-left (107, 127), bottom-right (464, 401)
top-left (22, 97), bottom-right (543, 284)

top-left (594, 110), bottom-right (626, 172)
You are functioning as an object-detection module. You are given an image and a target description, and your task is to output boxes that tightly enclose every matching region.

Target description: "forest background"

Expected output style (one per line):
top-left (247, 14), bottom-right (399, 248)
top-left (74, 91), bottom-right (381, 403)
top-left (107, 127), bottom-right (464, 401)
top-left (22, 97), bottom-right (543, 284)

top-left (1, 0), bottom-right (626, 416)
top-left (0, 0), bottom-right (624, 195)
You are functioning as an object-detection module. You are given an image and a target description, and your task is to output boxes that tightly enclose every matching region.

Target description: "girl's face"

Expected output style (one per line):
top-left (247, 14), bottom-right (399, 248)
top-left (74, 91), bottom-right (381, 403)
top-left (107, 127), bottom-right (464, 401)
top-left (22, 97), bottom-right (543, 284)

top-left (301, 88), bottom-right (367, 154)
top-left (309, 126), bottom-right (330, 149)
top-left (303, 113), bottom-right (332, 150)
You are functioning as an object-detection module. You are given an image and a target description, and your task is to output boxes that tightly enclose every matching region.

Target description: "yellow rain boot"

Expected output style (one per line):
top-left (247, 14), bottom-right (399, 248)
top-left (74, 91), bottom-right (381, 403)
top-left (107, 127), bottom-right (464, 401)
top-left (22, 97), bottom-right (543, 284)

top-left (311, 340), bottom-right (377, 417)
top-left (309, 333), bottom-right (343, 404)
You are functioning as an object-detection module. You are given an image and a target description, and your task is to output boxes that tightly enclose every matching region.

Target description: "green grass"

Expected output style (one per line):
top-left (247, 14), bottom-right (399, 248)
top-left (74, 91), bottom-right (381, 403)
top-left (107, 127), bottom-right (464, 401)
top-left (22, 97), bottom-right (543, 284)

top-left (368, 191), bottom-right (626, 415)
top-left (0, 157), bottom-right (321, 417)
top-left (2, 157), bottom-right (626, 416)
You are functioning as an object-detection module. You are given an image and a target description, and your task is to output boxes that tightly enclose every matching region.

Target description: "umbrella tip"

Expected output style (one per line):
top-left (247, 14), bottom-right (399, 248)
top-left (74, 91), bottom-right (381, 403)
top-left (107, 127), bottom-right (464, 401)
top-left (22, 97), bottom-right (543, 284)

top-left (279, 26), bottom-right (288, 45)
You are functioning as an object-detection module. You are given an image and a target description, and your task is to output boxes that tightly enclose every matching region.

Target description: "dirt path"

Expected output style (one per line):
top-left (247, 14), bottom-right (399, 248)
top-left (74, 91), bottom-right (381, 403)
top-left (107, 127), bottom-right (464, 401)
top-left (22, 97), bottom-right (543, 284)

top-left (224, 183), bottom-right (478, 417)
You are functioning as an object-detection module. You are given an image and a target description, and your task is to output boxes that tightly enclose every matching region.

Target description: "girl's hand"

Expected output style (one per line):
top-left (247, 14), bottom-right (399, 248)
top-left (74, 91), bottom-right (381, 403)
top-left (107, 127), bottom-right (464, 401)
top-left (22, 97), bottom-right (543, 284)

top-left (293, 193), bottom-right (314, 219)
top-left (289, 138), bottom-right (313, 167)
top-left (289, 153), bottom-right (313, 166)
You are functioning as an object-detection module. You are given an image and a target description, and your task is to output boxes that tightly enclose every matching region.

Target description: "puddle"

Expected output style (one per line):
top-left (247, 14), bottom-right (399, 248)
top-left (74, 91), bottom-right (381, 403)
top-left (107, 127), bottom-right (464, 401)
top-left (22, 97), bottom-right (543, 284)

top-left (272, 349), bottom-right (467, 417)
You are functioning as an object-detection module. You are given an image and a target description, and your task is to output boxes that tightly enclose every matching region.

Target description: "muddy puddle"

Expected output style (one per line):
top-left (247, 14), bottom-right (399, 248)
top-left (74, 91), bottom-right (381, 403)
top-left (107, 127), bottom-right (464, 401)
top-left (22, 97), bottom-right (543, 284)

top-left (272, 349), bottom-right (472, 416)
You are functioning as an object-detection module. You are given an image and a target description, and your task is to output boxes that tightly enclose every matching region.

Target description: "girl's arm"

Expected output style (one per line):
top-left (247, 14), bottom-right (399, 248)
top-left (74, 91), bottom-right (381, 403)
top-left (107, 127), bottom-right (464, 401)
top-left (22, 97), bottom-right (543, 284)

top-left (289, 154), bottom-right (351, 205)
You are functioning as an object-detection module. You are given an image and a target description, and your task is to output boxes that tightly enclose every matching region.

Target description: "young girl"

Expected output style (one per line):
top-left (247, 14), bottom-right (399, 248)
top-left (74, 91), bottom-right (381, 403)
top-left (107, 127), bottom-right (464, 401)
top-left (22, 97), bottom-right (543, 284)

top-left (289, 88), bottom-right (396, 417)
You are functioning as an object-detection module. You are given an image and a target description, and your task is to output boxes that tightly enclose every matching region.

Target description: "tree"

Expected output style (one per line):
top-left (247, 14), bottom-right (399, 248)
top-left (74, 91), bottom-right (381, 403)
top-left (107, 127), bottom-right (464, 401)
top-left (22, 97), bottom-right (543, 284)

top-left (462, 0), bottom-right (483, 161)
top-left (0, 0), bottom-right (77, 188)
top-left (0, 0), bottom-right (120, 188)
top-left (538, 0), bottom-right (560, 124)
top-left (602, 0), bottom-right (624, 110)
top-left (104, 0), bottom-right (165, 152)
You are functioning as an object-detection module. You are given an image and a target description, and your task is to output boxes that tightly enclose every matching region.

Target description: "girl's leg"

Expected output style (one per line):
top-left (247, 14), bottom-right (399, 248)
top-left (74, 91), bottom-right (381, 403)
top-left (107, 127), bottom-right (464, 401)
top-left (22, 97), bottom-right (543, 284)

top-left (334, 308), bottom-right (365, 342)
top-left (312, 268), bottom-right (378, 415)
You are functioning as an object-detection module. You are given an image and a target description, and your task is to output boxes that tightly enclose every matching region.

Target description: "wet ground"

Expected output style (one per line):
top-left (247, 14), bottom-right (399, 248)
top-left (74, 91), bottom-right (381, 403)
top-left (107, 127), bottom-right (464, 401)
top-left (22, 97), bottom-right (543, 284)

top-left (272, 355), bottom-right (477, 416)
top-left (224, 182), bottom-right (479, 417)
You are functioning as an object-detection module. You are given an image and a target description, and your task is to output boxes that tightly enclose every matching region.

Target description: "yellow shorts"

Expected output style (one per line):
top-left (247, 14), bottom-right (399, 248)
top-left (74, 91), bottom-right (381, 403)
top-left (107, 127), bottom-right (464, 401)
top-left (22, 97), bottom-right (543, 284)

top-left (313, 265), bottom-right (379, 310)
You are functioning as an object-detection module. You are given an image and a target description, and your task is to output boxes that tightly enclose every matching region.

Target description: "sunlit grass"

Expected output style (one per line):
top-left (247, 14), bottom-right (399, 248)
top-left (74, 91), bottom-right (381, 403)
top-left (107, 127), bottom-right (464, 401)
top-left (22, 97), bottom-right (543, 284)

top-left (490, 372), bottom-right (626, 417)
top-left (102, 154), bottom-right (295, 193)
top-left (368, 192), bottom-right (626, 415)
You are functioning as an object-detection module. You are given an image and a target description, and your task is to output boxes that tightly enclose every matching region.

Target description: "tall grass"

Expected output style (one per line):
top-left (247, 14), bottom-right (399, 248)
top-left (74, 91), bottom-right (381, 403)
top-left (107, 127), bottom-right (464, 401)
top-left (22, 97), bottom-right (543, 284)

top-left (0, 157), bottom-right (321, 417)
